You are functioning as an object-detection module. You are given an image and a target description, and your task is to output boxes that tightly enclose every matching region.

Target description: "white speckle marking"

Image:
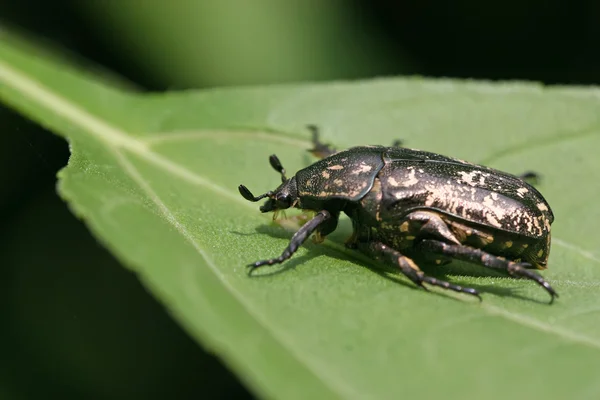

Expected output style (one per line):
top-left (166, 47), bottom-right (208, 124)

top-left (328, 165), bottom-right (344, 170)
top-left (532, 216), bottom-right (542, 234)
top-left (351, 163), bottom-right (373, 175)
top-left (537, 202), bottom-right (549, 212)
top-left (457, 171), bottom-right (479, 187)
top-left (516, 187), bottom-right (529, 198)
top-left (542, 216), bottom-right (551, 230)
top-left (485, 213), bottom-right (502, 228)
top-left (403, 168), bottom-right (419, 186)
top-left (483, 195), bottom-right (495, 208)
top-left (322, 171), bottom-right (330, 179)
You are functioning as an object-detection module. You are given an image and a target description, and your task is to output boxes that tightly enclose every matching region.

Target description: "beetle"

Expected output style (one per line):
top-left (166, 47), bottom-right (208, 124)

top-left (238, 126), bottom-right (558, 302)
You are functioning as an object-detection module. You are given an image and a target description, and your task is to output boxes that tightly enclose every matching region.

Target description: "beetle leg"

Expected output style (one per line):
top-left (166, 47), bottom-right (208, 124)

top-left (403, 211), bottom-right (461, 245)
top-left (248, 210), bottom-right (331, 273)
top-left (307, 125), bottom-right (337, 159)
top-left (416, 239), bottom-right (558, 303)
top-left (358, 241), bottom-right (481, 299)
top-left (518, 171), bottom-right (540, 185)
top-left (344, 227), bottom-right (359, 249)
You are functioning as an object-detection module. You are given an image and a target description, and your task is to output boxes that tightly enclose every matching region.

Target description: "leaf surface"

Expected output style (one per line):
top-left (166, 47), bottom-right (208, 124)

top-left (1, 39), bottom-right (600, 400)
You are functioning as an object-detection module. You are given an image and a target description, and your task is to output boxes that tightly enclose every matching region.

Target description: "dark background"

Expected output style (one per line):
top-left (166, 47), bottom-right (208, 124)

top-left (1, 1), bottom-right (598, 399)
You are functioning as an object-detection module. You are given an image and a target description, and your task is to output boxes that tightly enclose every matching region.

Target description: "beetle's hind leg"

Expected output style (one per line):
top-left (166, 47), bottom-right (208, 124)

top-left (518, 171), bottom-right (540, 185)
top-left (358, 241), bottom-right (481, 299)
top-left (415, 239), bottom-right (558, 303)
top-left (307, 125), bottom-right (337, 159)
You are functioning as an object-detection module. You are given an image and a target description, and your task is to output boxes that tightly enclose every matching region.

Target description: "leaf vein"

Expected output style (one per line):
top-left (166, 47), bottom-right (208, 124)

top-left (111, 148), bottom-right (353, 399)
top-left (143, 129), bottom-right (310, 148)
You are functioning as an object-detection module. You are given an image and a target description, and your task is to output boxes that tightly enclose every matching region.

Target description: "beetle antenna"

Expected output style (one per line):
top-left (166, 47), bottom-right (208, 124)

top-left (269, 154), bottom-right (287, 182)
top-left (238, 185), bottom-right (272, 202)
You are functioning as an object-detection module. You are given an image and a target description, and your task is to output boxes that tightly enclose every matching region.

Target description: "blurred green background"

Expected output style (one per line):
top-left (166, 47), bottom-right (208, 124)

top-left (1, 1), bottom-right (598, 399)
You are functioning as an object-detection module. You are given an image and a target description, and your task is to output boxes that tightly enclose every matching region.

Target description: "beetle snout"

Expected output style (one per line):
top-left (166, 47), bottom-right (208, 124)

top-left (259, 198), bottom-right (277, 213)
top-left (259, 194), bottom-right (293, 213)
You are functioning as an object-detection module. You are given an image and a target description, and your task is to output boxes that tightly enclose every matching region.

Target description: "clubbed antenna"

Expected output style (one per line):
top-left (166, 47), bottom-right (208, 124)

top-left (269, 154), bottom-right (287, 182)
top-left (238, 185), bottom-right (272, 202)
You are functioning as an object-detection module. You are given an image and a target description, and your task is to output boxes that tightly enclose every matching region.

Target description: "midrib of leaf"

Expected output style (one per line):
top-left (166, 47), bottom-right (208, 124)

top-left (0, 60), bottom-right (353, 399)
top-left (2, 56), bottom-right (600, 392)
top-left (110, 149), bottom-right (355, 398)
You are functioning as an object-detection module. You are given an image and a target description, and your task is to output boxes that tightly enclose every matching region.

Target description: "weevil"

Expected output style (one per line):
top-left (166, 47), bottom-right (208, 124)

top-left (238, 126), bottom-right (557, 302)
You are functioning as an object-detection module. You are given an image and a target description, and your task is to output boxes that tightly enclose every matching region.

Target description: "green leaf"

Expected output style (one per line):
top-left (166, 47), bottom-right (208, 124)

top-left (2, 37), bottom-right (600, 400)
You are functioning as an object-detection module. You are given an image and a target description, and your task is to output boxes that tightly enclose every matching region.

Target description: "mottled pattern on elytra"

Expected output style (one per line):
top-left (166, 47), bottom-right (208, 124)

top-left (378, 148), bottom-right (553, 239)
top-left (333, 146), bottom-right (554, 268)
top-left (353, 177), bottom-right (550, 268)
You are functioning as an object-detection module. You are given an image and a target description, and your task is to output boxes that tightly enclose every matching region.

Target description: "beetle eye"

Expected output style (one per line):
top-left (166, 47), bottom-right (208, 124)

top-left (276, 194), bottom-right (292, 209)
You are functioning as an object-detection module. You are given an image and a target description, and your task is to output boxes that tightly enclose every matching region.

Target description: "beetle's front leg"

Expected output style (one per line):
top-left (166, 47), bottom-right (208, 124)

top-left (358, 241), bottom-right (481, 299)
top-left (415, 239), bottom-right (558, 302)
top-left (248, 210), bottom-right (332, 273)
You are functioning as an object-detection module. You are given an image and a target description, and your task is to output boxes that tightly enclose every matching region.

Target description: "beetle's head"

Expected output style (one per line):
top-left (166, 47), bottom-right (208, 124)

top-left (238, 154), bottom-right (299, 213)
